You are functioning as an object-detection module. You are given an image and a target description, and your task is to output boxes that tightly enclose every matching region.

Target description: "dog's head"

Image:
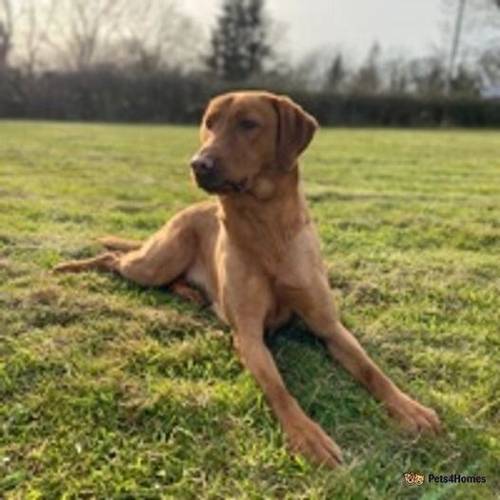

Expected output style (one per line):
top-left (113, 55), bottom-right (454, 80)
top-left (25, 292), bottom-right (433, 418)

top-left (190, 91), bottom-right (318, 196)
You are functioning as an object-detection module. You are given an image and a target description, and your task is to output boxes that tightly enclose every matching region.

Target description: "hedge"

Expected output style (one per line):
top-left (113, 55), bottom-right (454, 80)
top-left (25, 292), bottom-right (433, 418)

top-left (1, 68), bottom-right (499, 126)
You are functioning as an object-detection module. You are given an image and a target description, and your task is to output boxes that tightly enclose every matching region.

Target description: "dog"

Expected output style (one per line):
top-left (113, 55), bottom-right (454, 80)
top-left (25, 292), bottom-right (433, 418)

top-left (54, 91), bottom-right (441, 468)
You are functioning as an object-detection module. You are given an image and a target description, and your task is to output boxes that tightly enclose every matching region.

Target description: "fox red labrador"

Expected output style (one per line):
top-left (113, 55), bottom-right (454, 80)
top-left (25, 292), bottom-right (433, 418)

top-left (55, 91), bottom-right (441, 468)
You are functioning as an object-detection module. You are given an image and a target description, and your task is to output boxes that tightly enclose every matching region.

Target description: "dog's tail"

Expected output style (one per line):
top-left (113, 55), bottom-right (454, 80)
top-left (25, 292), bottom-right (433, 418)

top-left (97, 235), bottom-right (142, 252)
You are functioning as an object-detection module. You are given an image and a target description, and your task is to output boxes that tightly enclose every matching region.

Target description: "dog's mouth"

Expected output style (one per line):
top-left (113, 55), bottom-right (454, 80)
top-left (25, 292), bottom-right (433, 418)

top-left (195, 175), bottom-right (249, 195)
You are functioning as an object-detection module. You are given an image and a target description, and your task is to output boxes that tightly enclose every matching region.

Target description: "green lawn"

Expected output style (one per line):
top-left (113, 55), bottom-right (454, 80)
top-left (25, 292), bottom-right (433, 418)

top-left (0, 121), bottom-right (499, 499)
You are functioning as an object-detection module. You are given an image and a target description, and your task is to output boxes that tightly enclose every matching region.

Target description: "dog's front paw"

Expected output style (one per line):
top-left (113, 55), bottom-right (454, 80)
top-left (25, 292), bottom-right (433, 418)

top-left (386, 391), bottom-right (441, 434)
top-left (284, 414), bottom-right (343, 469)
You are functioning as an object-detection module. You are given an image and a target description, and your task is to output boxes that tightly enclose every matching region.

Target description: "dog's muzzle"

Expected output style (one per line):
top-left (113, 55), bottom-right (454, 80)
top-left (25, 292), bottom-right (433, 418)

top-left (190, 154), bottom-right (247, 194)
top-left (190, 154), bottom-right (224, 191)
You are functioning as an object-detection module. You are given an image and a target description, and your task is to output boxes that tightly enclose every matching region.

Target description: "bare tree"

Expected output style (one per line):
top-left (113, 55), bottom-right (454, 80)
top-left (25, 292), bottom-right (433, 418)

top-left (445, 0), bottom-right (466, 94)
top-left (35, 0), bottom-right (201, 72)
top-left (441, 0), bottom-right (500, 80)
top-left (407, 56), bottom-right (447, 96)
top-left (478, 46), bottom-right (500, 90)
top-left (283, 48), bottom-right (337, 91)
top-left (115, 0), bottom-right (201, 72)
top-left (21, 0), bottom-right (39, 73)
top-left (41, 0), bottom-right (127, 70)
top-left (13, 0), bottom-right (59, 74)
top-left (385, 57), bottom-right (410, 94)
top-left (323, 52), bottom-right (347, 92)
top-left (350, 42), bottom-right (382, 95)
top-left (0, 0), bottom-right (13, 69)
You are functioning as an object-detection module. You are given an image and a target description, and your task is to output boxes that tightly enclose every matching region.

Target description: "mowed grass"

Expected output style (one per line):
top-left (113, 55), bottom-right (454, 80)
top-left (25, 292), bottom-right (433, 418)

top-left (0, 121), bottom-right (499, 499)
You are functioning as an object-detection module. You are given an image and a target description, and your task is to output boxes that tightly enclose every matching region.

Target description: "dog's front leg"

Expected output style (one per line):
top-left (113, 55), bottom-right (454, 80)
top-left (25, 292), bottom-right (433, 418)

top-left (294, 277), bottom-right (441, 434)
top-left (233, 319), bottom-right (343, 468)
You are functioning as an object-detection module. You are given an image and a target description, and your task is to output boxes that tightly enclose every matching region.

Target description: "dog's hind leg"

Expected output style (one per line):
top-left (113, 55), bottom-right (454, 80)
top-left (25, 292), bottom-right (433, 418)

top-left (97, 236), bottom-right (142, 252)
top-left (53, 251), bottom-right (123, 275)
top-left (54, 211), bottom-right (197, 288)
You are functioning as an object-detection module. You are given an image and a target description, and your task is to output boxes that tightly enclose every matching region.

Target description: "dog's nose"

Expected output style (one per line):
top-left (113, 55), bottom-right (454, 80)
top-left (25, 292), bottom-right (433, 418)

top-left (190, 154), bottom-right (215, 174)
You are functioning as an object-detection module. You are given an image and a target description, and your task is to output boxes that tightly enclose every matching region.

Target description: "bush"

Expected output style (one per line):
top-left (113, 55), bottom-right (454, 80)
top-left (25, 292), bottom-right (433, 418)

top-left (1, 68), bottom-right (500, 126)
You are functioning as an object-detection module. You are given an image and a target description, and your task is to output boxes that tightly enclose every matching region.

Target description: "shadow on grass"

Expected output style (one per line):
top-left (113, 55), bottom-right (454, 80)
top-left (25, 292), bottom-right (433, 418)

top-left (265, 319), bottom-right (498, 495)
top-left (20, 271), bottom-right (498, 491)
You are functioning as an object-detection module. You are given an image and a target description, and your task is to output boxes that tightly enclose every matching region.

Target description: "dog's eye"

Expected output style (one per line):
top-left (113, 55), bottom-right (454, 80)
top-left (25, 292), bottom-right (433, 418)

top-left (239, 119), bottom-right (259, 131)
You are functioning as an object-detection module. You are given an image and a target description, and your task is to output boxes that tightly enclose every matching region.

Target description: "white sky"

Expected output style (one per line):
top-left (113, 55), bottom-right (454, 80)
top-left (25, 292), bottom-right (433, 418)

top-left (181, 0), bottom-right (444, 62)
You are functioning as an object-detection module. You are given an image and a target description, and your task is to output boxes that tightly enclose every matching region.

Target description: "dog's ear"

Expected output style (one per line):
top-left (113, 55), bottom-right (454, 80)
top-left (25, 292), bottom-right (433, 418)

top-left (271, 96), bottom-right (318, 171)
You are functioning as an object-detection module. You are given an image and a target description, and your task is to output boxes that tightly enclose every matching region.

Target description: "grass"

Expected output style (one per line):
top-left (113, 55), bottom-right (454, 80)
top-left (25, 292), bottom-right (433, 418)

top-left (0, 121), bottom-right (499, 499)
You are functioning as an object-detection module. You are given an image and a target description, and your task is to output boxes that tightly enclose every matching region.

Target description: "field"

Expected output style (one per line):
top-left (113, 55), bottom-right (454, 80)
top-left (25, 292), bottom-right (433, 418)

top-left (0, 121), bottom-right (499, 499)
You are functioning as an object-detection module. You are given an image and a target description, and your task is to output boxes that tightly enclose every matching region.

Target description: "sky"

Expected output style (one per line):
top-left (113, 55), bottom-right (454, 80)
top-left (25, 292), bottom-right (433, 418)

top-left (181, 0), bottom-right (445, 63)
